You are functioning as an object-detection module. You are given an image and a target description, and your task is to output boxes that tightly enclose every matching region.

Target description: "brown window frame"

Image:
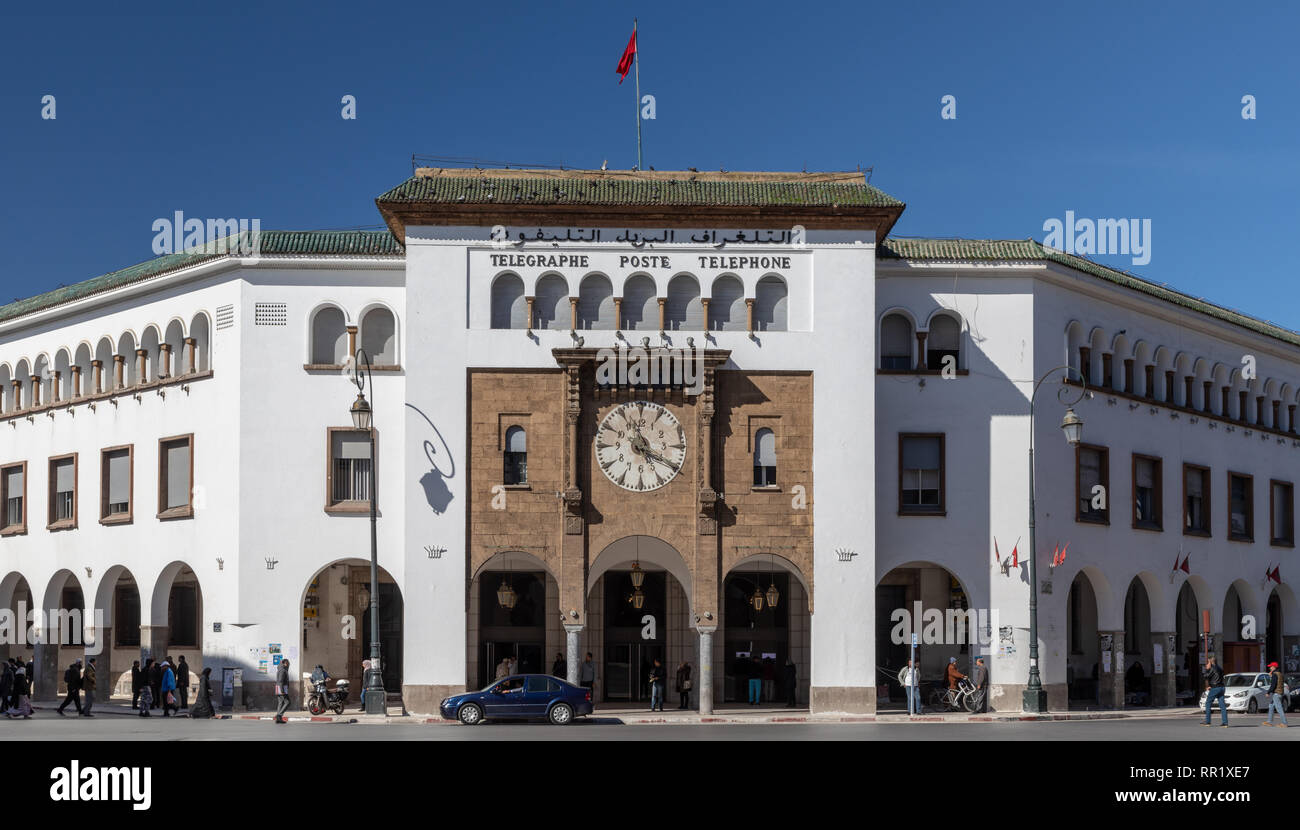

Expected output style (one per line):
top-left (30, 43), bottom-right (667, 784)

top-left (1131, 453), bottom-right (1163, 531)
top-left (1075, 443), bottom-right (1110, 525)
top-left (0, 460), bottom-right (28, 536)
top-left (1271, 479), bottom-right (1295, 548)
top-left (99, 444), bottom-right (134, 525)
top-left (1227, 471), bottom-right (1254, 543)
top-left (898, 433), bottom-right (945, 516)
top-left (47, 453), bottom-right (78, 531)
top-left (326, 426), bottom-right (378, 514)
top-left (1181, 463), bottom-right (1211, 537)
top-left (157, 433), bottom-right (195, 520)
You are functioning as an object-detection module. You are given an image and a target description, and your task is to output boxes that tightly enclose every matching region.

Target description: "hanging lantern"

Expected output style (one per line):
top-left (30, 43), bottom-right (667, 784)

top-left (631, 588), bottom-right (646, 610)
top-left (630, 560), bottom-right (645, 589)
top-left (750, 584), bottom-right (765, 612)
top-left (765, 578), bottom-right (781, 609)
top-left (357, 584), bottom-right (371, 613)
top-left (496, 577), bottom-right (517, 610)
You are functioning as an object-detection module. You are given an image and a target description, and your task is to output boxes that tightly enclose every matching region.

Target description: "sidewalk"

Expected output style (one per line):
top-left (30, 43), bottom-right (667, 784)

top-left (37, 700), bottom-right (1210, 725)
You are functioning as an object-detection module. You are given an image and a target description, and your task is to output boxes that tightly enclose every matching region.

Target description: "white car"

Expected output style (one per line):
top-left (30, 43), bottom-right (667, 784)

top-left (1198, 673), bottom-right (1286, 713)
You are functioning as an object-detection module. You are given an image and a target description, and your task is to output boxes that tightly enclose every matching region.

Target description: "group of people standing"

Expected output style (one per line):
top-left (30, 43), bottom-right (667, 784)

top-left (132, 655), bottom-right (214, 718)
top-left (0, 653), bottom-right (214, 720)
top-left (734, 654), bottom-right (798, 707)
top-left (898, 656), bottom-right (989, 715)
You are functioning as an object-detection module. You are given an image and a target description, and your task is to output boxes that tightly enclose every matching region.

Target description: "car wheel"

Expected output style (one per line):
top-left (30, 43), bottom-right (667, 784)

top-left (549, 702), bottom-right (573, 725)
top-left (1247, 698), bottom-right (1258, 714)
top-left (458, 703), bottom-right (484, 725)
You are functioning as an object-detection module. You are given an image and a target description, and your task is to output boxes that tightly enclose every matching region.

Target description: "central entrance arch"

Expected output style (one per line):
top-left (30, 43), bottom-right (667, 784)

top-left (588, 536), bottom-right (691, 705)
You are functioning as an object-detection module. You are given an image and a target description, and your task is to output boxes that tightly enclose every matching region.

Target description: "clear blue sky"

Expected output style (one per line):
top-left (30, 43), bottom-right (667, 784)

top-left (2, 1), bottom-right (1298, 331)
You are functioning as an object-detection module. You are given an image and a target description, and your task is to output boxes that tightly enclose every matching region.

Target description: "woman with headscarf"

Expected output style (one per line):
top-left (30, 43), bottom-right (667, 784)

top-left (6, 667), bottom-right (32, 718)
top-left (190, 666), bottom-right (215, 718)
top-left (160, 660), bottom-right (178, 717)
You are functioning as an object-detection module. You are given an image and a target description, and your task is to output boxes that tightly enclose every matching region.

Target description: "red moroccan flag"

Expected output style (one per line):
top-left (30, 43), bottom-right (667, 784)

top-left (1010, 540), bottom-right (1019, 568)
top-left (1269, 565), bottom-right (1281, 584)
top-left (994, 537), bottom-right (1000, 565)
top-left (1058, 541), bottom-right (1069, 565)
top-left (1180, 554), bottom-right (1190, 574)
top-left (616, 30), bottom-right (637, 84)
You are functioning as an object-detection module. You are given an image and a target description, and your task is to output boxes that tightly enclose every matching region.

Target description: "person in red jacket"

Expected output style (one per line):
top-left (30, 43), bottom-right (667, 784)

top-left (946, 657), bottom-right (966, 689)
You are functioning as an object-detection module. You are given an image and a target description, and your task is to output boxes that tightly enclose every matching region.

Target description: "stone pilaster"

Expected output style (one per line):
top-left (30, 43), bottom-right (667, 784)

top-left (564, 625), bottom-right (582, 686)
top-left (34, 639), bottom-right (58, 701)
top-left (1152, 631), bottom-right (1176, 707)
top-left (1099, 630), bottom-right (1124, 709)
top-left (697, 626), bottom-right (716, 714)
top-left (84, 626), bottom-right (111, 702)
top-left (139, 624), bottom-right (168, 663)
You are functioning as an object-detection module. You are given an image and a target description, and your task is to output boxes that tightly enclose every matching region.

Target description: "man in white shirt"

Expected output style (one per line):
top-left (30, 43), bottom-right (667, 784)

top-left (900, 659), bottom-right (920, 716)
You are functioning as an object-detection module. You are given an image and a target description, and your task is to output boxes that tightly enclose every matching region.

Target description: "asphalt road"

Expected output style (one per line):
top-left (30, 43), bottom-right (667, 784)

top-left (6, 713), bottom-right (1300, 740)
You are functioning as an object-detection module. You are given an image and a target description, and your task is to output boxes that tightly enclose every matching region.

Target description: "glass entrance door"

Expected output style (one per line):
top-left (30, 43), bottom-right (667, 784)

top-left (604, 642), bottom-right (664, 702)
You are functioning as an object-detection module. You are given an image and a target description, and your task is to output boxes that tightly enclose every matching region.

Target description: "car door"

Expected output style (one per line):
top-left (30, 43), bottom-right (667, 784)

top-left (1253, 674), bottom-right (1271, 708)
top-left (522, 676), bottom-right (554, 717)
top-left (484, 678), bottom-right (528, 718)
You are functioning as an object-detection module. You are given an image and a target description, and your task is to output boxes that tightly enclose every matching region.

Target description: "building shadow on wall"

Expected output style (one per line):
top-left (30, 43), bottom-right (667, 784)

top-left (406, 403), bottom-right (456, 515)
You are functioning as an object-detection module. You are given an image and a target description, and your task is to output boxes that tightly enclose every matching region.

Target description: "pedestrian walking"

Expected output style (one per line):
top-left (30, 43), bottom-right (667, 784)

top-left (579, 652), bottom-right (596, 692)
top-left (2, 659), bottom-right (15, 712)
top-left (191, 667), bottom-right (215, 719)
top-left (551, 652), bottom-right (567, 679)
top-left (176, 656), bottom-right (190, 710)
top-left (675, 661), bottom-right (692, 709)
top-left (81, 657), bottom-right (97, 717)
top-left (972, 657), bottom-right (988, 713)
top-left (56, 659), bottom-right (83, 716)
top-left (901, 658), bottom-right (921, 716)
top-left (648, 658), bottom-right (666, 712)
top-left (274, 658), bottom-right (291, 724)
top-left (148, 658), bottom-right (162, 709)
top-left (783, 658), bottom-right (798, 708)
top-left (6, 667), bottom-right (31, 718)
top-left (1202, 654), bottom-right (1228, 727)
top-left (160, 660), bottom-right (178, 717)
top-left (138, 683), bottom-right (153, 716)
top-left (1265, 661), bottom-right (1289, 728)
top-left (130, 660), bottom-right (142, 709)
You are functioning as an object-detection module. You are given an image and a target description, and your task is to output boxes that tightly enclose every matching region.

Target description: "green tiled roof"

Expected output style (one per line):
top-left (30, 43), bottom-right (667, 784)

top-left (0, 230), bottom-right (402, 325)
top-left (377, 174), bottom-right (904, 208)
top-left (879, 237), bottom-right (1300, 349)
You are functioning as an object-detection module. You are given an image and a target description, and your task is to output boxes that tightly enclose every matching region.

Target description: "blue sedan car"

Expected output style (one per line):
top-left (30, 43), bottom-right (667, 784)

top-left (440, 674), bottom-right (593, 725)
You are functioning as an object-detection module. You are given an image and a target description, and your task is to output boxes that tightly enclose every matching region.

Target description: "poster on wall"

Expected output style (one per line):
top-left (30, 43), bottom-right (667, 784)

top-left (1153, 643), bottom-right (1163, 675)
top-left (1102, 650), bottom-right (1112, 674)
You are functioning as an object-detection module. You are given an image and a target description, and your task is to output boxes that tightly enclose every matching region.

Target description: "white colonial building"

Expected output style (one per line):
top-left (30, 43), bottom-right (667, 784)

top-left (0, 167), bottom-right (1294, 714)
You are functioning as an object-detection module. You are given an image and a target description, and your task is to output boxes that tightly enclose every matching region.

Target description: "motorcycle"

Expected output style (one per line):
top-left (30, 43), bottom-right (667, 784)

top-left (307, 677), bottom-right (350, 715)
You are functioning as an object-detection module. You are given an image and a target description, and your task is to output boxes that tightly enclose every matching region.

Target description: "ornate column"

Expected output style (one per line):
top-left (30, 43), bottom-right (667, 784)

top-left (10, 379), bottom-right (21, 410)
top-left (159, 343), bottom-right (172, 378)
top-left (1124, 359), bottom-right (1134, 393)
top-left (657, 297), bottom-right (666, 332)
top-left (1152, 632), bottom-right (1177, 707)
top-left (1101, 353), bottom-right (1113, 388)
top-left (91, 360), bottom-right (103, 395)
top-left (1203, 380), bottom-right (1213, 413)
top-left (136, 348), bottom-right (149, 385)
top-left (1079, 347), bottom-right (1091, 383)
top-left (1099, 630), bottom-right (1125, 709)
top-left (914, 331), bottom-right (928, 371)
top-left (71, 365), bottom-right (82, 398)
top-left (29, 375), bottom-right (40, 407)
top-left (52, 371), bottom-right (61, 403)
top-left (697, 626), bottom-right (716, 715)
top-left (1272, 400), bottom-right (1281, 429)
top-left (745, 297), bottom-right (755, 333)
top-left (184, 338), bottom-right (196, 374)
top-left (613, 297), bottom-right (624, 331)
top-left (699, 298), bottom-right (709, 331)
top-left (1289, 404), bottom-right (1297, 433)
top-left (564, 624), bottom-right (583, 686)
top-left (1184, 376), bottom-right (1194, 408)
top-left (1164, 370), bottom-right (1175, 403)
top-left (346, 325), bottom-right (357, 360)
top-left (1257, 396), bottom-right (1266, 426)
top-left (113, 354), bottom-right (125, 389)
top-left (525, 296), bottom-right (535, 334)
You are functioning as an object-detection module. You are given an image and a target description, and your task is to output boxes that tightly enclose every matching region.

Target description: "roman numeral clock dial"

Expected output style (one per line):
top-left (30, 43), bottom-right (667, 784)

top-left (594, 401), bottom-right (687, 492)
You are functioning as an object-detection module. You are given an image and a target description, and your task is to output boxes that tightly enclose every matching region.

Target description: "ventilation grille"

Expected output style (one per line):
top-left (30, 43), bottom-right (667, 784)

top-left (254, 302), bottom-right (287, 326)
top-left (215, 304), bottom-right (235, 330)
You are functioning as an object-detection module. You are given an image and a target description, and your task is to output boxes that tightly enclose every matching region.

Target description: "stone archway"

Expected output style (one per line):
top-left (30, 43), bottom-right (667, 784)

top-left (90, 565), bottom-right (142, 703)
top-left (469, 550), bottom-right (558, 691)
top-left (0, 572), bottom-right (34, 671)
top-left (876, 561), bottom-right (978, 712)
top-left (586, 536), bottom-right (692, 707)
top-left (723, 554), bottom-right (810, 708)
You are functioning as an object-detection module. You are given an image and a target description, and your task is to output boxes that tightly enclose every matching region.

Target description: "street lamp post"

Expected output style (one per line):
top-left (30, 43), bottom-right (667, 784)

top-left (1023, 365), bottom-right (1086, 714)
top-left (350, 349), bottom-right (386, 715)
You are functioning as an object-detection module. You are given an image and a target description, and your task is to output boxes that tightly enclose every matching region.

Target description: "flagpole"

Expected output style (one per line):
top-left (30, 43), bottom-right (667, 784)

top-left (634, 18), bottom-right (642, 170)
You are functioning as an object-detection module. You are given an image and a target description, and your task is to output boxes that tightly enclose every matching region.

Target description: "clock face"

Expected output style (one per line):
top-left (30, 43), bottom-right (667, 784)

top-left (595, 401), bottom-right (687, 492)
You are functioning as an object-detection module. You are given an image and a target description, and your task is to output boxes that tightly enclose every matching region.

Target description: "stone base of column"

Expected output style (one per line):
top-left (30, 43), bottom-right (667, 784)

top-left (35, 642), bottom-right (59, 701)
top-left (810, 685), bottom-right (875, 714)
top-left (1152, 632), bottom-right (1176, 707)
top-left (402, 684), bottom-right (467, 716)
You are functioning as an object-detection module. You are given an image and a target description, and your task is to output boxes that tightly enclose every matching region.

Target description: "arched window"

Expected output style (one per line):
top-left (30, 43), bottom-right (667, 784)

top-left (880, 314), bottom-right (913, 370)
top-left (311, 306), bottom-right (347, 365)
top-left (753, 428), bottom-right (776, 487)
top-left (534, 275), bottom-right (569, 331)
top-left (622, 275), bottom-right (658, 331)
top-left (664, 275), bottom-right (703, 330)
top-left (361, 307), bottom-right (397, 365)
top-left (578, 275), bottom-right (616, 329)
top-left (504, 426), bottom-right (527, 485)
top-left (927, 315), bottom-right (960, 371)
top-left (491, 274), bottom-right (527, 330)
top-left (754, 276), bottom-right (788, 331)
top-left (709, 276), bottom-right (746, 331)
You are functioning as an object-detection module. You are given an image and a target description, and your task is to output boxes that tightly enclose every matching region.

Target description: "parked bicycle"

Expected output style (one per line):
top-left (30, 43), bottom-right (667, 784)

top-left (929, 676), bottom-right (981, 712)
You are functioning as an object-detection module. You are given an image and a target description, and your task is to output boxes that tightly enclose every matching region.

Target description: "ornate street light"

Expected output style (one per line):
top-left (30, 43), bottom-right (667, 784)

top-left (764, 555), bottom-right (780, 609)
top-left (496, 577), bottom-right (517, 610)
top-left (630, 588), bottom-right (646, 610)
top-left (750, 584), bottom-right (765, 612)
top-left (630, 560), bottom-right (645, 589)
top-left (1023, 366), bottom-right (1087, 714)
top-left (348, 348), bottom-right (385, 714)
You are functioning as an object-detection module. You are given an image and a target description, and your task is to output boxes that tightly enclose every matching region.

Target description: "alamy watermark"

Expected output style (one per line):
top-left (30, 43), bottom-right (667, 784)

top-left (151, 212), bottom-right (262, 257)
top-left (595, 345), bottom-right (704, 395)
top-left (0, 602), bottom-right (105, 655)
top-left (889, 602), bottom-right (1001, 646)
top-left (1042, 210), bottom-right (1151, 266)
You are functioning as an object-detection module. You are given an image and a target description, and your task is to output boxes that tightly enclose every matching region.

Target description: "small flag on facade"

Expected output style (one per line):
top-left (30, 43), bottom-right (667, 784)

top-left (994, 537), bottom-right (1000, 565)
top-left (1268, 565), bottom-right (1281, 584)
top-left (1010, 537), bottom-right (1019, 568)
top-left (616, 29), bottom-right (637, 84)
top-left (1180, 554), bottom-right (1190, 574)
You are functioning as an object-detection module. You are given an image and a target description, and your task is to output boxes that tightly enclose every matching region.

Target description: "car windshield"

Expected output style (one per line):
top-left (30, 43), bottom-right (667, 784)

top-left (1225, 675), bottom-right (1255, 687)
